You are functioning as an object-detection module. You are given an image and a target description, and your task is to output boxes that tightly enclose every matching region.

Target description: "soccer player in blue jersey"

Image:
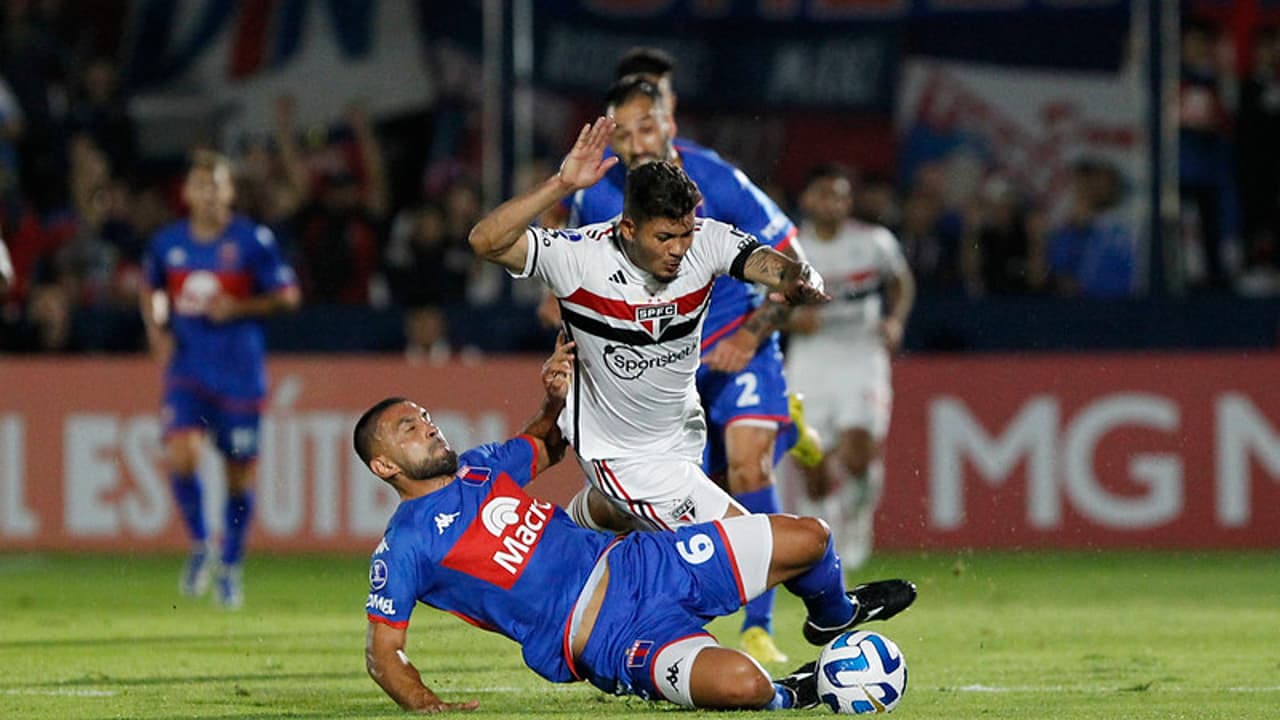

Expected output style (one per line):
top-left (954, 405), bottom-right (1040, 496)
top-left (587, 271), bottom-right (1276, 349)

top-left (140, 150), bottom-right (300, 609)
top-left (355, 335), bottom-right (916, 712)
top-left (564, 76), bottom-right (811, 663)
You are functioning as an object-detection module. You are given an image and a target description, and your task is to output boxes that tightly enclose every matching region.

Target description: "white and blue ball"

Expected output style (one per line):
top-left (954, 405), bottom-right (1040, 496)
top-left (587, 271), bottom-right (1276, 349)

top-left (816, 630), bottom-right (907, 714)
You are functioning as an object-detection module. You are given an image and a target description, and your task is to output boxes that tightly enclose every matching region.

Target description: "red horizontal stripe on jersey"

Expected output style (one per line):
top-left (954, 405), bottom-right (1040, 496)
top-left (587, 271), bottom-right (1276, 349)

top-left (166, 269), bottom-right (254, 299)
top-left (846, 268), bottom-right (876, 284)
top-left (563, 280), bottom-right (714, 321)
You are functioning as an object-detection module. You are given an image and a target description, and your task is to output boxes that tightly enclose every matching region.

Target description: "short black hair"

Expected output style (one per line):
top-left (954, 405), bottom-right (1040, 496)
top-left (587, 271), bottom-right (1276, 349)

top-left (805, 162), bottom-right (854, 189)
top-left (353, 397), bottom-right (408, 465)
top-left (605, 77), bottom-right (663, 112)
top-left (615, 47), bottom-right (676, 81)
top-left (623, 161), bottom-right (702, 226)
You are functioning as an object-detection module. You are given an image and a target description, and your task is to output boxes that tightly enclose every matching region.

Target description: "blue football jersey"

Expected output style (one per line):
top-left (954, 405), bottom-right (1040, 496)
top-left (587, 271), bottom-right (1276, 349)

top-left (144, 216), bottom-right (296, 400)
top-left (568, 140), bottom-right (797, 353)
top-left (366, 436), bottom-right (615, 683)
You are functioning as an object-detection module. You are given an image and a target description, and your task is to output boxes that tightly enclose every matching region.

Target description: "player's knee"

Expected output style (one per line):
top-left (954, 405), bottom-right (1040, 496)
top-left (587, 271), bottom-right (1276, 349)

top-left (695, 654), bottom-right (775, 709)
top-left (726, 457), bottom-right (771, 493)
top-left (800, 516), bottom-right (833, 561)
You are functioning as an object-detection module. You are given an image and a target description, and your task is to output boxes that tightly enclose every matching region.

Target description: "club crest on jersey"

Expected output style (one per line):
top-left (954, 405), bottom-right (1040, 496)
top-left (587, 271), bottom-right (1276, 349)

top-left (635, 302), bottom-right (677, 340)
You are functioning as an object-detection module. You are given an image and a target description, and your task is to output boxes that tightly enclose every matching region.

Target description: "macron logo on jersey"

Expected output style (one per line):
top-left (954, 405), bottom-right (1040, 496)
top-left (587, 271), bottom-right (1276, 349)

top-left (440, 475), bottom-right (553, 588)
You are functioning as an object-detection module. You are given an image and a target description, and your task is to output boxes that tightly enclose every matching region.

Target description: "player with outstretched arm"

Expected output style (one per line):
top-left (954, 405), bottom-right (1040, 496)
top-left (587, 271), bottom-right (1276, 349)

top-left (358, 335), bottom-right (916, 711)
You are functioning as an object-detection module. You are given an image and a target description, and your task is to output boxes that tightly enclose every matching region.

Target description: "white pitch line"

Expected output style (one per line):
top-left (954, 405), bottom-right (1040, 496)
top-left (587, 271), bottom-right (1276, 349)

top-left (3, 688), bottom-right (117, 697)
top-left (951, 685), bottom-right (1280, 694)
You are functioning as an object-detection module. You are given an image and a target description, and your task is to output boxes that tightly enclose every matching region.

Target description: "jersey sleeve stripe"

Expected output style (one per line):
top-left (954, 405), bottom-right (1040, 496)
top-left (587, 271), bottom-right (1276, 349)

top-left (699, 313), bottom-right (746, 351)
top-left (515, 434), bottom-right (539, 481)
top-left (367, 614), bottom-right (409, 629)
top-left (774, 226), bottom-right (798, 253)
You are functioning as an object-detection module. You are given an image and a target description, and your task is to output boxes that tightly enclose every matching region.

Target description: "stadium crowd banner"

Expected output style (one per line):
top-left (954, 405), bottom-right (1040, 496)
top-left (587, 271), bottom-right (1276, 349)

top-left (895, 56), bottom-right (1149, 266)
top-left (1, 353), bottom-right (1277, 552)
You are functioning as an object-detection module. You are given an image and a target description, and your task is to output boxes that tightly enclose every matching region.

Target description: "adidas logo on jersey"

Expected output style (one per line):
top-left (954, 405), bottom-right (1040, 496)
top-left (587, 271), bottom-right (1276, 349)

top-left (608, 269), bottom-right (627, 285)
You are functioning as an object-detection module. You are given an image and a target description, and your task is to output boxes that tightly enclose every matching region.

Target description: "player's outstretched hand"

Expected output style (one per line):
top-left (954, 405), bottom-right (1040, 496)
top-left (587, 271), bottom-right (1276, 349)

top-left (542, 330), bottom-right (575, 401)
top-left (768, 262), bottom-right (831, 307)
top-left (415, 697), bottom-right (479, 714)
top-left (557, 117), bottom-right (619, 192)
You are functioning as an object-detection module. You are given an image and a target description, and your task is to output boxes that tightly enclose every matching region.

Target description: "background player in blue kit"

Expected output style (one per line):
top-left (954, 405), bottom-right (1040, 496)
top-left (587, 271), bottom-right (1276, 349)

top-left (564, 74), bottom-right (811, 663)
top-left (355, 335), bottom-right (916, 712)
top-left (140, 150), bottom-right (300, 609)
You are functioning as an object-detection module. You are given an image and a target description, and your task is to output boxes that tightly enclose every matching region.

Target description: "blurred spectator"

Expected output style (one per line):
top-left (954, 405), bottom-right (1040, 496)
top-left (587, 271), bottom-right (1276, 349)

top-left (1179, 17), bottom-right (1241, 291)
top-left (0, 235), bottom-right (12, 296)
top-left (2, 0), bottom-right (73, 212)
top-left (852, 173), bottom-right (898, 228)
top-left (67, 57), bottom-right (136, 180)
top-left (0, 72), bottom-right (24, 188)
top-left (1046, 159), bottom-right (1135, 299)
top-left (896, 184), bottom-right (963, 295)
top-left (296, 103), bottom-right (388, 305)
top-left (384, 201), bottom-right (470, 362)
top-left (1236, 26), bottom-right (1280, 291)
top-left (961, 175), bottom-right (1047, 296)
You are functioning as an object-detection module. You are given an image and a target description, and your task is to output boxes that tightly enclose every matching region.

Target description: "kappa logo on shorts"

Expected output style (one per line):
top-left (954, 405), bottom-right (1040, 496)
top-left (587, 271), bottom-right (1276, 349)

top-left (665, 658), bottom-right (682, 690)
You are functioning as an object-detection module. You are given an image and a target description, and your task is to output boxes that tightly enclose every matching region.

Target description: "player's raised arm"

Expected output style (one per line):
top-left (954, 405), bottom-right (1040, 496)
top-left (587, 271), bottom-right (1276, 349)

top-left (366, 621), bottom-right (479, 713)
top-left (737, 246), bottom-right (831, 307)
top-left (520, 331), bottom-right (574, 473)
top-left (468, 117), bottom-right (618, 273)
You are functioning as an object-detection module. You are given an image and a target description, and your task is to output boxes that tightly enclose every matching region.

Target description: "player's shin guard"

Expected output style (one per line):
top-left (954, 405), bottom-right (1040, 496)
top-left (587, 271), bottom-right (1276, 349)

top-left (782, 534), bottom-right (854, 630)
top-left (221, 491), bottom-right (255, 566)
top-left (170, 474), bottom-right (207, 543)
top-left (736, 486), bottom-right (781, 633)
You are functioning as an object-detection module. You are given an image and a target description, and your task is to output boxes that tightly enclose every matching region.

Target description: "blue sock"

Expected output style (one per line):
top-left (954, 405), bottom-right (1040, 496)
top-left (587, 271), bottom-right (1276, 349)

top-left (737, 486), bottom-right (781, 633)
top-left (170, 474), bottom-right (207, 545)
top-left (221, 491), bottom-right (255, 566)
top-left (765, 683), bottom-right (795, 710)
top-left (783, 535), bottom-right (855, 629)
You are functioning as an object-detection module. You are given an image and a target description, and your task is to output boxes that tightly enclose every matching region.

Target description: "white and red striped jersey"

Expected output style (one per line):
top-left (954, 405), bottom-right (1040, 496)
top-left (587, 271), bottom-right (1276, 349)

top-left (514, 218), bottom-right (759, 462)
top-left (790, 219), bottom-right (907, 355)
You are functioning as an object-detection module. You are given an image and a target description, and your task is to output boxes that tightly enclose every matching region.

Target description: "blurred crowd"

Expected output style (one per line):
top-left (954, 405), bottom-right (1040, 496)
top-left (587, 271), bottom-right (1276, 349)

top-left (0, 4), bottom-right (1277, 357)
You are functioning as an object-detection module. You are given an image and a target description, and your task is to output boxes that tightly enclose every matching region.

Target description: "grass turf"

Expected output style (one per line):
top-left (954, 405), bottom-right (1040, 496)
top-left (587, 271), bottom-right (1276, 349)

top-left (1, 550), bottom-right (1277, 719)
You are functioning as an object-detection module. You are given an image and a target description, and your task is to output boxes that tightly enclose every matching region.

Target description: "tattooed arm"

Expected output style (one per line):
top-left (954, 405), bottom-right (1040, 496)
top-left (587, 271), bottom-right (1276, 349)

top-left (735, 246), bottom-right (830, 307)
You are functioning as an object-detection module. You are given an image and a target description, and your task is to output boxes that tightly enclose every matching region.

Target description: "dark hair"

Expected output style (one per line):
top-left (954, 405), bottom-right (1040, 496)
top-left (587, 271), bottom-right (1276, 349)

top-left (623, 161), bottom-right (702, 226)
top-left (805, 162), bottom-right (854, 189)
top-left (605, 77), bottom-right (663, 112)
top-left (353, 397), bottom-right (408, 465)
top-left (615, 47), bottom-right (676, 81)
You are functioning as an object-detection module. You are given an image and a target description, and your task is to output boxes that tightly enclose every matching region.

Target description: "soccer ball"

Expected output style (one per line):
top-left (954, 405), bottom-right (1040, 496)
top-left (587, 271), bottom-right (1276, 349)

top-left (815, 630), bottom-right (907, 714)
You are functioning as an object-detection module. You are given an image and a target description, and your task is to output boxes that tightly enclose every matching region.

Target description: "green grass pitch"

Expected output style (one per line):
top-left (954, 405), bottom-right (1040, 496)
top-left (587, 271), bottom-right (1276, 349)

top-left (1, 550), bottom-right (1277, 719)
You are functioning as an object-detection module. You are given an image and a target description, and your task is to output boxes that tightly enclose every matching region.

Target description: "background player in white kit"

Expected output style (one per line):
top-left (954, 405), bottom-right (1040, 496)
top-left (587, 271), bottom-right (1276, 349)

top-left (786, 164), bottom-right (915, 570)
top-left (468, 117), bottom-right (830, 534)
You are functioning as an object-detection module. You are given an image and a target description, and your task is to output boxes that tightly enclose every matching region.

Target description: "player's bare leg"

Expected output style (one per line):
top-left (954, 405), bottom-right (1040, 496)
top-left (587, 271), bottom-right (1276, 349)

top-left (724, 423), bottom-right (788, 663)
top-left (686, 646), bottom-right (778, 709)
top-left (165, 430), bottom-right (213, 597)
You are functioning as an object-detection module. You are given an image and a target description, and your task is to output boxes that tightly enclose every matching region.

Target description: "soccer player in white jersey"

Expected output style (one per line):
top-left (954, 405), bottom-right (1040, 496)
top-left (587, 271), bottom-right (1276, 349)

top-left (468, 116), bottom-right (829, 534)
top-left (786, 164), bottom-right (915, 570)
